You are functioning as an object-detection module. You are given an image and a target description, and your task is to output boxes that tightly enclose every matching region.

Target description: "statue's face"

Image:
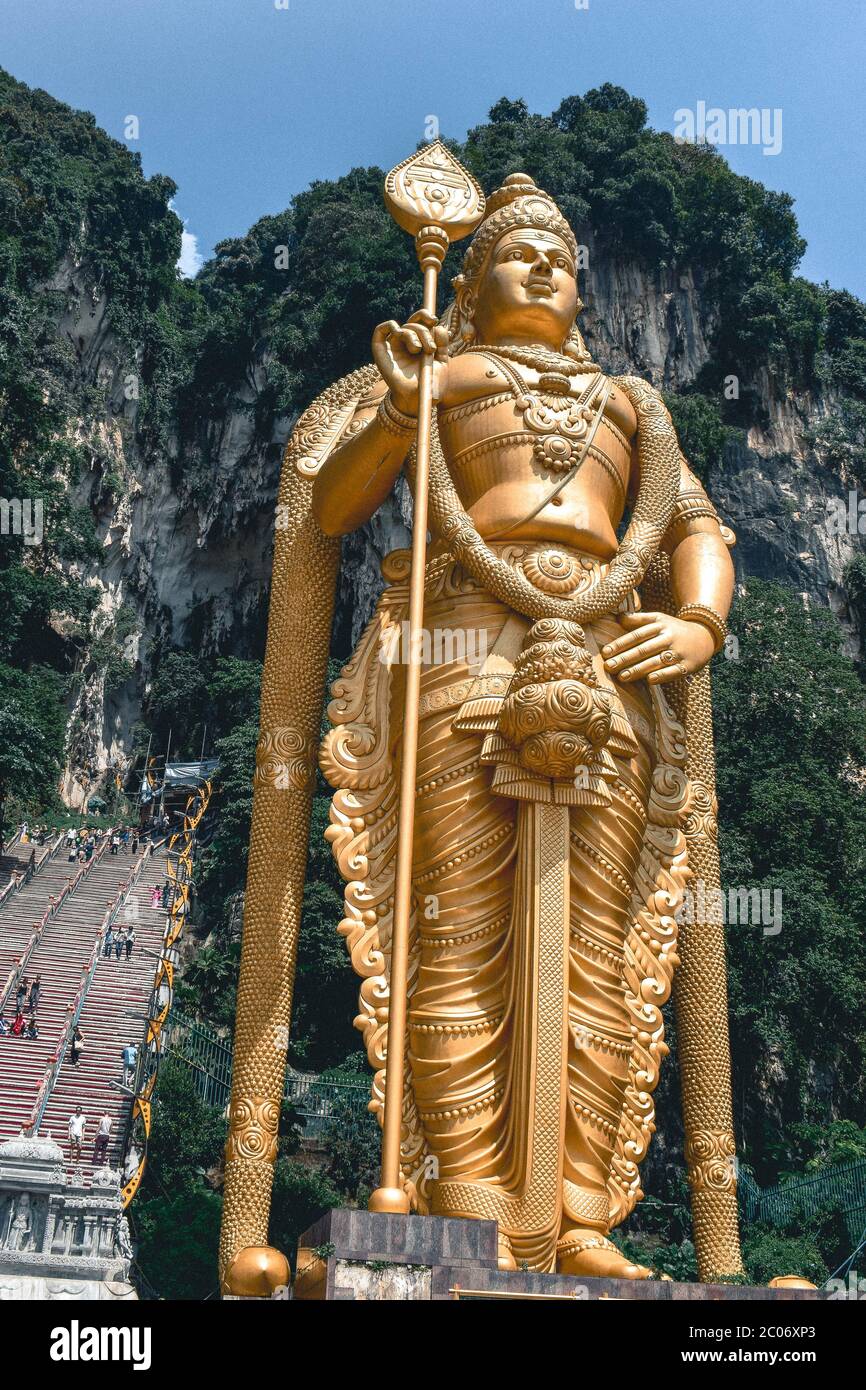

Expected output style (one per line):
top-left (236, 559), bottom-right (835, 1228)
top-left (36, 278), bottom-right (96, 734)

top-left (472, 228), bottom-right (578, 347)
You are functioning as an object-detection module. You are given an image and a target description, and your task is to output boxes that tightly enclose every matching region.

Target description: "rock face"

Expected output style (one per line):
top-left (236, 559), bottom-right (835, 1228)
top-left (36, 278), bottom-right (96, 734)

top-left (55, 240), bottom-right (863, 799)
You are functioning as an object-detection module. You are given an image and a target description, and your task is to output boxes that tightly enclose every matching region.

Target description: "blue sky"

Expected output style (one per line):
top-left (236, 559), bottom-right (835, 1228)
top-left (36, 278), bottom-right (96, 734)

top-left (1, 0), bottom-right (863, 295)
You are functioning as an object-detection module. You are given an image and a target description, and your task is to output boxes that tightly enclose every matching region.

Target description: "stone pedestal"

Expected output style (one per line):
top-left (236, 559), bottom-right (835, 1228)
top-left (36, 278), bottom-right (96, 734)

top-left (294, 1209), bottom-right (824, 1302)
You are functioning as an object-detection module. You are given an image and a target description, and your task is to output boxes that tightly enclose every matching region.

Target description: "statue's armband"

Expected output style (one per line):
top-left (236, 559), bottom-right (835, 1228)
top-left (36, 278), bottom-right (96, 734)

top-left (662, 459), bottom-right (736, 553)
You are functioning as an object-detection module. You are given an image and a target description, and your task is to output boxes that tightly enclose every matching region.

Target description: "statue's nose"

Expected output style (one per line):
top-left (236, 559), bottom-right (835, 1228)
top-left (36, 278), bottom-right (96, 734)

top-left (532, 253), bottom-right (553, 275)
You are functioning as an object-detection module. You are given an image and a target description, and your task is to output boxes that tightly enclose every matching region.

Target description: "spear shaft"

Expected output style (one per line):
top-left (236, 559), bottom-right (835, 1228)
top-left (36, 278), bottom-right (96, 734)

top-left (369, 145), bottom-right (485, 1212)
top-left (368, 239), bottom-right (442, 1212)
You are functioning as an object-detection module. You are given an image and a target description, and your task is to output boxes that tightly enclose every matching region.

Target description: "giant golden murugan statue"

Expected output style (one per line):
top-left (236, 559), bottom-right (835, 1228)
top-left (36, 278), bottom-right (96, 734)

top-left (219, 145), bottom-right (744, 1291)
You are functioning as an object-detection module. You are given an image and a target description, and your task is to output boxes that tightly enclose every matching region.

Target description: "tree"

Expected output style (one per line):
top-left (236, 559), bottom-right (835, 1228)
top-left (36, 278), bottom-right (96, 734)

top-left (0, 664), bottom-right (66, 838)
top-left (206, 656), bottom-right (262, 731)
top-left (136, 1057), bottom-right (226, 1199)
top-left (135, 1191), bottom-right (223, 1301)
top-left (269, 1161), bottom-right (341, 1269)
top-left (319, 1053), bottom-right (380, 1204)
top-left (712, 581), bottom-right (866, 1178)
top-left (130, 1059), bottom-right (227, 1299)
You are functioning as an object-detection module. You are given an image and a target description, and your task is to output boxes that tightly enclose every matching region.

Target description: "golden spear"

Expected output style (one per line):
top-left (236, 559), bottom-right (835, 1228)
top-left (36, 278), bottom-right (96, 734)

top-left (368, 143), bottom-right (485, 1213)
top-left (218, 144), bottom-right (483, 1295)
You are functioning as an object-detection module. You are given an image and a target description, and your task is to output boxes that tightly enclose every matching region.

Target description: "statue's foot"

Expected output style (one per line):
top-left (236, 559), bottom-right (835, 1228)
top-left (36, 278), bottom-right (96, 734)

top-left (497, 1232), bottom-right (518, 1271)
top-left (556, 1230), bottom-right (653, 1280)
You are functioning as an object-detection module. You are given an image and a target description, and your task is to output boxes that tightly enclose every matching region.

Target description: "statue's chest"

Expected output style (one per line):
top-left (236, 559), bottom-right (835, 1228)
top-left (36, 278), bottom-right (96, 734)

top-left (439, 378), bottom-right (625, 481)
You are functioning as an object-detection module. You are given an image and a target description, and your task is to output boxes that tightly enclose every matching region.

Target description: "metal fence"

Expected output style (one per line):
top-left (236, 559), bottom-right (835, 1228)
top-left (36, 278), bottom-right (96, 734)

top-left (164, 1011), bottom-right (370, 1138)
top-left (167, 1007), bottom-right (866, 1238)
top-left (739, 1160), bottom-right (866, 1244)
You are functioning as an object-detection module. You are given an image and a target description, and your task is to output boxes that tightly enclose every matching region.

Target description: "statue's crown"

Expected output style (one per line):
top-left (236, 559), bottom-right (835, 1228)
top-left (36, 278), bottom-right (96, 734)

top-left (459, 172), bottom-right (578, 280)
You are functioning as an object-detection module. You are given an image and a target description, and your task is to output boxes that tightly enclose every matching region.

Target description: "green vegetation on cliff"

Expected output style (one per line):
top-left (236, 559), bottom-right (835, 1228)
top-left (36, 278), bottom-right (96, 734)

top-left (0, 68), bottom-right (182, 828)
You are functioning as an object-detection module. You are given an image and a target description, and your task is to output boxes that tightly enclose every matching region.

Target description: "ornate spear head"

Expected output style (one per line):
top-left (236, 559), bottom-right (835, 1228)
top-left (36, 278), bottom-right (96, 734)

top-left (384, 140), bottom-right (485, 244)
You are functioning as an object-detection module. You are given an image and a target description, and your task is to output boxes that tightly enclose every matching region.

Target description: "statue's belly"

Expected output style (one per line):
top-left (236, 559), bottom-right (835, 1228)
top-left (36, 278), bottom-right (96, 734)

top-left (438, 395), bottom-right (631, 555)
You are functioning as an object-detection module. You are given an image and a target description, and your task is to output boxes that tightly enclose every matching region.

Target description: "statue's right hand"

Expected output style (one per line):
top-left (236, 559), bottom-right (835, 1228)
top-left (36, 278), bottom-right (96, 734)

top-left (371, 311), bottom-right (449, 416)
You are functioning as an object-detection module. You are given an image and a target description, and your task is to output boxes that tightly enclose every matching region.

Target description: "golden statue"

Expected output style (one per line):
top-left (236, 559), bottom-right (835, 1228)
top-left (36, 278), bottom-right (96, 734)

top-left (219, 144), bottom-right (744, 1291)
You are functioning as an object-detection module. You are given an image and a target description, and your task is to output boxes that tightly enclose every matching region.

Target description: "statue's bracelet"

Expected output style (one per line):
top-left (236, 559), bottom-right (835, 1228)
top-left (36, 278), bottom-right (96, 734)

top-left (677, 603), bottom-right (728, 654)
top-left (377, 393), bottom-right (417, 437)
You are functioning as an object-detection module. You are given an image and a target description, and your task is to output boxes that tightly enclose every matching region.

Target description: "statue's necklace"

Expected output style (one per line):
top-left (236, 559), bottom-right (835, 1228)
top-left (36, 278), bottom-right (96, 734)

top-left (468, 345), bottom-right (606, 475)
top-left (467, 342), bottom-right (598, 374)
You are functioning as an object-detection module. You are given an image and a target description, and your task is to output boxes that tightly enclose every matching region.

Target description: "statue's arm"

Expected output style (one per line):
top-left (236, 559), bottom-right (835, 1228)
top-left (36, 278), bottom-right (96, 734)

top-left (664, 457), bottom-right (735, 628)
top-left (313, 313), bottom-right (449, 537)
top-left (603, 454), bottom-right (734, 686)
top-left (312, 381), bottom-right (414, 537)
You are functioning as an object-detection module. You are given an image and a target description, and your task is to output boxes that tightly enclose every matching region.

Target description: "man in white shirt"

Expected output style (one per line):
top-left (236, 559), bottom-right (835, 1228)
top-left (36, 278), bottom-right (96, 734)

top-left (68, 1106), bottom-right (86, 1160)
top-left (94, 1113), bottom-right (112, 1164)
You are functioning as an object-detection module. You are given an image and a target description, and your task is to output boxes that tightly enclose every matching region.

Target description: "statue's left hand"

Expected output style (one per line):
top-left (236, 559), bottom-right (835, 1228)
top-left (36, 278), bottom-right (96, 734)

top-left (601, 611), bottom-right (715, 685)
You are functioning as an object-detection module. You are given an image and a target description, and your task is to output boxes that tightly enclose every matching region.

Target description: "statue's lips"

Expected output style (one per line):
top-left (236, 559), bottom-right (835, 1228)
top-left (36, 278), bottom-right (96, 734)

top-left (524, 279), bottom-right (554, 297)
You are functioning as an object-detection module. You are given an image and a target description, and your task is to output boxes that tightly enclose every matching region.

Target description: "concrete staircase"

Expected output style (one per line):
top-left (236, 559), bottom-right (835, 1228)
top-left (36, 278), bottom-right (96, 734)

top-left (0, 830), bottom-right (33, 885)
top-left (0, 842), bottom-right (168, 1178)
top-left (0, 837), bottom-right (79, 990)
top-left (40, 851), bottom-right (169, 1176)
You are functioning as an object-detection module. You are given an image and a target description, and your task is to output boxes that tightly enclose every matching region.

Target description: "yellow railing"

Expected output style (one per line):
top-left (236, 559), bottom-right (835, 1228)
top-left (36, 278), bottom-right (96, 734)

top-left (120, 778), bottom-right (215, 1209)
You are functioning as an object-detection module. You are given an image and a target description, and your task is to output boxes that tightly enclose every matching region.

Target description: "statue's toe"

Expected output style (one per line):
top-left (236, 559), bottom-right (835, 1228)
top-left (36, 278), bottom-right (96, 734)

top-left (497, 1232), bottom-right (518, 1271)
top-left (556, 1230), bottom-right (654, 1280)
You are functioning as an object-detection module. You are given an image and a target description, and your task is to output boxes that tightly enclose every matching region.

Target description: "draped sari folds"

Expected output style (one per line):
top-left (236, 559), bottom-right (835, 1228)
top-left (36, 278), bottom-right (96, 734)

top-left (322, 542), bottom-right (693, 1273)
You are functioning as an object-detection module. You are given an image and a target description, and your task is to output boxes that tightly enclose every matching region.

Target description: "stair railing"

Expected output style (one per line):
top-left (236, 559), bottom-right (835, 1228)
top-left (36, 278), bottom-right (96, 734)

top-left (120, 779), bottom-right (215, 1208)
top-left (164, 1010), bottom-right (368, 1134)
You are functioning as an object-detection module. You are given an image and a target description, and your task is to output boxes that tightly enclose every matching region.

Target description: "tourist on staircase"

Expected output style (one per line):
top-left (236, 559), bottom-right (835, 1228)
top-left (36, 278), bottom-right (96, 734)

top-left (94, 1113), bottom-right (112, 1165)
top-left (68, 1106), bottom-right (86, 1161)
top-left (121, 1042), bottom-right (137, 1088)
top-left (70, 1026), bottom-right (84, 1066)
top-left (28, 975), bottom-right (41, 1014)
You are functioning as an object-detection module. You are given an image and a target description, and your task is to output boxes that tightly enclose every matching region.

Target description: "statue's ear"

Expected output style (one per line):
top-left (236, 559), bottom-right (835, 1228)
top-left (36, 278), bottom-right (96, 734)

top-left (445, 283), bottom-right (477, 349)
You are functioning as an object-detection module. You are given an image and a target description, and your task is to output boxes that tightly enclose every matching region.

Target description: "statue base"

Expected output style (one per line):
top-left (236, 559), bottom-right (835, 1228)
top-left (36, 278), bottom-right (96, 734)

top-left (293, 1210), bottom-right (824, 1302)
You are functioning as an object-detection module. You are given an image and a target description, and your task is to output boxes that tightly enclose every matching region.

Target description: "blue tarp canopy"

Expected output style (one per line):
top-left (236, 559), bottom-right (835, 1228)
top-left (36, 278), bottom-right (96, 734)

top-left (162, 759), bottom-right (219, 788)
